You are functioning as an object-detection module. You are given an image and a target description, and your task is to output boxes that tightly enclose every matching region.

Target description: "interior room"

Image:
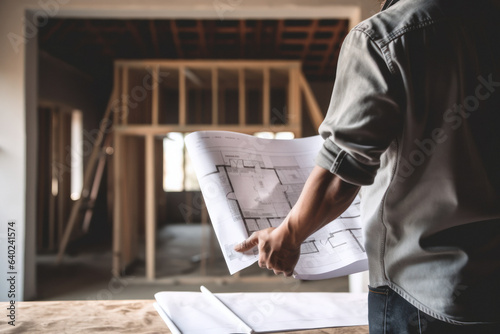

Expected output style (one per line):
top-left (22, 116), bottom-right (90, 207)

top-left (34, 8), bottom-right (370, 301)
top-left (1, 1), bottom-right (382, 332)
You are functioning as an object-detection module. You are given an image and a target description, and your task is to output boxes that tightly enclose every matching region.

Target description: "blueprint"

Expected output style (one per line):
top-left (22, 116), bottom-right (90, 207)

top-left (185, 131), bottom-right (367, 279)
top-left (155, 291), bottom-right (368, 333)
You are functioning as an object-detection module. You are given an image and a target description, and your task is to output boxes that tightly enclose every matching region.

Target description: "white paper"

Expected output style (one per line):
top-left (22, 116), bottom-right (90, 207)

top-left (155, 291), bottom-right (368, 333)
top-left (185, 131), bottom-right (367, 279)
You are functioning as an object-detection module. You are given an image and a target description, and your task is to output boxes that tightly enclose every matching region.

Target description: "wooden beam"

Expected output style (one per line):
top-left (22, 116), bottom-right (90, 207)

top-left (170, 20), bottom-right (183, 58)
top-left (126, 21), bottom-right (148, 58)
top-left (320, 21), bottom-right (345, 74)
top-left (57, 109), bottom-right (65, 244)
top-left (239, 20), bottom-right (246, 58)
top-left (197, 20), bottom-right (208, 57)
top-left (302, 19), bottom-right (318, 62)
top-left (255, 20), bottom-right (262, 56)
top-left (115, 59), bottom-right (301, 69)
top-left (238, 68), bottom-right (245, 126)
top-left (112, 133), bottom-right (123, 276)
top-left (114, 124), bottom-right (301, 136)
top-left (78, 20), bottom-right (113, 57)
top-left (275, 20), bottom-right (285, 54)
top-left (145, 134), bottom-right (156, 280)
top-left (149, 20), bottom-right (160, 58)
top-left (298, 71), bottom-right (324, 130)
top-left (212, 67), bottom-right (218, 125)
top-left (113, 64), bottom-right (120, 126)
top-left (121, 66), bottom-right (129, 125)
top-left (179, 66), bottom-right (186, 126)
top-left (287, 69), bottom-right (296, 135)
top-left (152, 66), bottom-right (159, 125)
top-left (263, 67), bottom-right (270, 126)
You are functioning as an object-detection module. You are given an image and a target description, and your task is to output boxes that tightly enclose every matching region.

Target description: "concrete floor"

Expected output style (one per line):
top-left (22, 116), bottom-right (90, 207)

top-left (36, 224), bottom-right (349, 301)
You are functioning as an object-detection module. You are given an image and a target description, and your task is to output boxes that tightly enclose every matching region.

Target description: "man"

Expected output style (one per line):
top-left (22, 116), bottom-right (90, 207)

top-left (235, 0), bottom-right (500, 332)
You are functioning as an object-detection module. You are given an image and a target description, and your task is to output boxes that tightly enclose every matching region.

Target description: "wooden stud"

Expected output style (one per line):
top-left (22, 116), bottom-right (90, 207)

top-left (126, 21), bottom-right (148, 58)
top-left (152, 66), bottom-right (159, 125)
top-left (197, 20), bottom-right (208, 57)
top-left (263, 67), bottom-right (270, 127)
top-left (113, 64), bottom-right (120, 126)
top-left (57, 109), bottom-right (65, 244)
top-left (212, 67), bottom-right (218, 125)
top-left (179, 66), bottom-right (186, 126)
top-left (288, 68), bottom-right (302, 137)
top-left (302, 19), bottom-right (319, 62)
top-left (114, 124), bottom-right (301, 136)
top-left (112, 133), bottom-right (123, 276)
top-left (121, 66), bottom-right (129, 125)
top-left (320, 21), bottom-right (345, 75)
top-left (115, 59), bottom-right (301, 70)
top-left (170, 20), bottom-right (183, 58)
top-left (275, 20), bottom-right (284, 55)
top-left (149, 20), bottom-right (160, 58)
top-left (299, 71), bottom-right (324, 130)
top-left (239, 20), bottom-right (246, 58)
top-left (145, 134), bottom-right (156, 280)
top-left (238, 68), bottom-right (245, 126)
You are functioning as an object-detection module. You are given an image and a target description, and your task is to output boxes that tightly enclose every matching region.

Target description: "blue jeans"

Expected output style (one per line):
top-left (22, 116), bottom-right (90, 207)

top-left (368, 286), bottom-right (500, 334)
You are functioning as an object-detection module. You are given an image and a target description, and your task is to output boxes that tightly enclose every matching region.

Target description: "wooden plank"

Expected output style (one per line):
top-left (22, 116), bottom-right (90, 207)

top-left (149, 20), bottom-right (160, 58)
top-left (289, 68), bottom-right (302, 137)
top-left (121, 66), bottom-right (129, 125)
top-left (57, 110), bottom-right (66, 244)
top-left (197, 20), bottom-right (208, 57)
top-left (170, 20), bottom-right (183, 58)
top-left (126, 21), bottom-right (148, 58)
top-left (152, 65), bottom-right (159, 125)
top-left (263, 68), bottom-right (270, 127)
top-left (239, 20), bottom-right (246, 58)
top-left (320, 21), bottom-right (345, 75)
top-left (179, 66), bottom-right (186, 126)
top-left (121, 137), bottom-right (133, 269)
top-left (113, 64), bottom-right (120, 126)
top-left (275, 20), bottom-right (284, 55)
top-left (298, 71), bottom-right (324, 130)
top-left (114, 124), bottom-right (301, 136)
top-left (238, 68), bottom-right (245, 126)
top-left (145, 134), bottom-right (156, 280)
top-left (115, 59), bottom-right (301, 69)
top-left (302, 19), bottom-right (319, 62)
top-left (112, 133), bottom-right (123, 276)
top-left (212, 67), bottom-right (218, 125)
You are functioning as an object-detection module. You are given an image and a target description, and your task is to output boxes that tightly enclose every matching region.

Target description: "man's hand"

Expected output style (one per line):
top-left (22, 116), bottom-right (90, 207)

top-left (234, 166), bottom-right (360, 278)
top-left (234, 226), bottom-right (301, 277)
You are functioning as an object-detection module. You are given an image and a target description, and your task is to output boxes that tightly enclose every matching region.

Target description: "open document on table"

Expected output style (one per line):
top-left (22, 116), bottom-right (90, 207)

top-left (154, 290), bottom-right (368, 334)
top-left (184, 131), bottom-right (368, 280)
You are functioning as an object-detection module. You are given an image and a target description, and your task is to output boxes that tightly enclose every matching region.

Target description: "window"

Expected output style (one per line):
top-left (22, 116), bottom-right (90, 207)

top-left (163, 132), bottom-right (200, 192)
top-left (70, 110), bottom-right (83, 200)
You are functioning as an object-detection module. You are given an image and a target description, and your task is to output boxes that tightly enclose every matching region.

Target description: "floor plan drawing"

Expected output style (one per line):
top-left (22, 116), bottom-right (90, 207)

top-left (185, 131), bottom-right (368, 279)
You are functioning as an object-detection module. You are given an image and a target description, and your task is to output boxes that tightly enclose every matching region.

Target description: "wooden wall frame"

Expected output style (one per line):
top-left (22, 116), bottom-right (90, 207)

top-left (111, 60), bottom-right (324, 279)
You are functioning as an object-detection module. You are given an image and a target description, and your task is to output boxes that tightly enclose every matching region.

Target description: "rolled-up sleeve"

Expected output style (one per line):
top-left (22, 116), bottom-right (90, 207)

top-left (316, 29), bottom-right (402, 186)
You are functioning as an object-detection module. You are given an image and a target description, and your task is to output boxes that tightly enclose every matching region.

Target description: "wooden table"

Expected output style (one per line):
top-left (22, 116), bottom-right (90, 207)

top-left (1, 300), bottom-right (369, 333)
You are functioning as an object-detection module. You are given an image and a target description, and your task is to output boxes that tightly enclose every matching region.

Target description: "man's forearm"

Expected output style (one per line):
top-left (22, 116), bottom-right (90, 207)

top-left (234, 165), bottom-right (360, 276)
top-left (276, 165), bottom-right (361, 249)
